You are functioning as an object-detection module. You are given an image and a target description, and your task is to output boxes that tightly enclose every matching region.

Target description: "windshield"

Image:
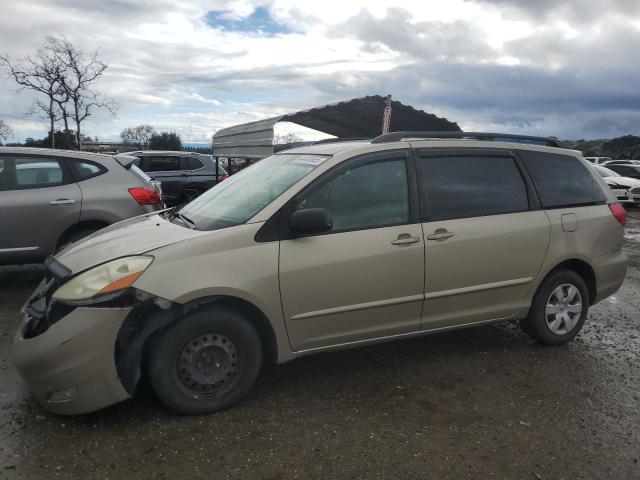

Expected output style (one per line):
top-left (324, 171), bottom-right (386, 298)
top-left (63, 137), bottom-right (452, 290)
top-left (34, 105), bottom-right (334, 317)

top-left (176, 153), bottom-right (330, 230)
top-left (594, 165), bottom-right (619, 178)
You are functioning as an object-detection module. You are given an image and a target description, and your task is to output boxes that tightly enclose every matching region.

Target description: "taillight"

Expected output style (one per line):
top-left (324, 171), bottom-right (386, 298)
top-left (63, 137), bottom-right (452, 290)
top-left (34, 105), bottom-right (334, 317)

top-left (608, 202), bottom-right (626, 226)
top-left (128, 187), bottom-right (161, 205)
top-left (220, 175), bottom-right (228, 181)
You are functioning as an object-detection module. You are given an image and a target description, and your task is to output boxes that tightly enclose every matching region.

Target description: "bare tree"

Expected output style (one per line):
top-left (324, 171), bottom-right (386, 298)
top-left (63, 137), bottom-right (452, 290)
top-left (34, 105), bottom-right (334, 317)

top-left (1, 43), bottom-right (67, 148)
top-left (48, 36), bottom-right (117, 150)
top-left (273, 132), bottom-right (303, 145)
top-left (121, 124), bottom-right (156, 149)
top-left (0, 119), bottom-right (12, 144)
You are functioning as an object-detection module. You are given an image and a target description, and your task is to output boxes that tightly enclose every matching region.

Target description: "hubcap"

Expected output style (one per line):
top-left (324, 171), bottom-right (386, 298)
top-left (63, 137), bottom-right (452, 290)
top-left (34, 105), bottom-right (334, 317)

top-left (545, 283), bottom-right (583, 335)
top-left (176, 334), bottom-right (239, 396)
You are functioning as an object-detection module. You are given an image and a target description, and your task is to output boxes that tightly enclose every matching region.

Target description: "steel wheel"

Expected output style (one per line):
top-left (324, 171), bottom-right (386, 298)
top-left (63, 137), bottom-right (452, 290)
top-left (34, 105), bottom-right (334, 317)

top-left (545, 283), bottom-right (583, 335)
top-left (175, 333), bottom-right (240, 397)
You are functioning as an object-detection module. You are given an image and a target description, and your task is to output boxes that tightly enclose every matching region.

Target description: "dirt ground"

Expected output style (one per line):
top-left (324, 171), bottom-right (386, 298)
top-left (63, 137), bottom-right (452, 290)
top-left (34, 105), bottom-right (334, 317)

top-left (1, 209), bottom-right (639, 480)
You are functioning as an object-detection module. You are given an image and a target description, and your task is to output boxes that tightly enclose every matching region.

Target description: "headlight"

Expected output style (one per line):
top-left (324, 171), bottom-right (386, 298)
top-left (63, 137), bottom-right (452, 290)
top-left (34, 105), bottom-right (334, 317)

top-left (52, 256), bottom-right (153, 303)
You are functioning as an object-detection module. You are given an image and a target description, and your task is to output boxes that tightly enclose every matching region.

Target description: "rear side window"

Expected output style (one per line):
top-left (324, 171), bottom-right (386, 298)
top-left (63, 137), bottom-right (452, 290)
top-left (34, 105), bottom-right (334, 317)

top-left (296, 159), bottom-right (409, 231)
top-left (609, 165), bottom-right (639, 178)
top-left (68, 160), bottom-right (105, 181)
top-left (187, 157), bottom-right (205, 170)
top-left (0, 157), bottom-right (66, 191)
top-left (519, 151), bottom-right (606, 208)
top-left (144, 156), bottom-right (182, 172)
top-left (417, 154), bottom-right (529, 221)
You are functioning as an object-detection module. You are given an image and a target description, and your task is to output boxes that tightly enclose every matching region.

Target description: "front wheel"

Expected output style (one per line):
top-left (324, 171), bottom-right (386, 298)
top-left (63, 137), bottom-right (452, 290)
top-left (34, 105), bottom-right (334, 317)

top-left (520, 270), bottom-right (589, 345)
top-left (147, 307), bottom-right (262, 415)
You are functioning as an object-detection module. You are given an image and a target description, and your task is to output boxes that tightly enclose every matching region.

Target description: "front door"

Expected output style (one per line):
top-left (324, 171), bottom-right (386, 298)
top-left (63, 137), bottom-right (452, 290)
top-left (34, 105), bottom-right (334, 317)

top-left (279, 150), bottom-right (425, 352)
top-left (0, 155), bottom-right (81, 263)
top-left (415, 148), bottom-right (551, 329)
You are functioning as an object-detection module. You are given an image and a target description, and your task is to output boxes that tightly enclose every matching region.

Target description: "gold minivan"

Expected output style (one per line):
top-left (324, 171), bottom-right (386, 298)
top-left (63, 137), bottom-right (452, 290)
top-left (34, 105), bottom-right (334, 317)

top-left (12, 132), bottom-right (627, 415)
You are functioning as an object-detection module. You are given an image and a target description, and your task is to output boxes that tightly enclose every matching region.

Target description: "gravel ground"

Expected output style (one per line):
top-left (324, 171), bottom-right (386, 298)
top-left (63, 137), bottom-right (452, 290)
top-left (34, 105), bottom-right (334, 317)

top-left (1, 209), bottom-right (639, 480)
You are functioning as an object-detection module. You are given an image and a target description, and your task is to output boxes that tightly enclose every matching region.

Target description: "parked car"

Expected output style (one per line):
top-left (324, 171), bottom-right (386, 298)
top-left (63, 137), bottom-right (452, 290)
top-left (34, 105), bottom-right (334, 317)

top-left (12, 133), bottom-right (627, 415)
top-left (584, 156), bottom-right (613, 165)
top-left (129, 151), bottom-right (228, 206)
top-left (604, 162), bottom-right (640, 179)
top-left (0, 148), bottom-right (163, 265)
top-left (592, 164), bottom-right (640, 204)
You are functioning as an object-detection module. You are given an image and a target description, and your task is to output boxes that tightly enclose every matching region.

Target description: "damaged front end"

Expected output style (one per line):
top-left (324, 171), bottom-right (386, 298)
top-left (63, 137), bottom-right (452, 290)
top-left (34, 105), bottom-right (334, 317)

top-left (12, 256), bottom-right (180, 415)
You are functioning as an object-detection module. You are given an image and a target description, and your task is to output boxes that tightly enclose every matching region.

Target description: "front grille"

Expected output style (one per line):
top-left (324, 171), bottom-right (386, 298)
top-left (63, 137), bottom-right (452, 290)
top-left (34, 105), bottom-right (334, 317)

top-left (610, 183), bottom-right (631, 190)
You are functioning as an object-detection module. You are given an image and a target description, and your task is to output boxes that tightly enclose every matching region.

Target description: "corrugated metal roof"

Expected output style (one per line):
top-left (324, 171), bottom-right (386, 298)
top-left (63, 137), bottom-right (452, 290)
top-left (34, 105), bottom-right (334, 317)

top-left (212, 95), bottom-right (460, 159)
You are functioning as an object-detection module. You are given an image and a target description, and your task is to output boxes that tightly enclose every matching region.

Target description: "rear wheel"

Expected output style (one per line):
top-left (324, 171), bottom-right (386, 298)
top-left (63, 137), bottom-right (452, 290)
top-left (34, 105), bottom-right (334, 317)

top-left (521, 270), bottom-right (589, 345)
top-left (148, 307), bottom-right (262, 415)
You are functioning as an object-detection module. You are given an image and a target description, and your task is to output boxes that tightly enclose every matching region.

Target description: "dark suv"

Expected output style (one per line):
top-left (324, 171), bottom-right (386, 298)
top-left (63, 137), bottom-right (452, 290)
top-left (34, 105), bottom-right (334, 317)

top-left (130, 151), bottom-right (228, 206)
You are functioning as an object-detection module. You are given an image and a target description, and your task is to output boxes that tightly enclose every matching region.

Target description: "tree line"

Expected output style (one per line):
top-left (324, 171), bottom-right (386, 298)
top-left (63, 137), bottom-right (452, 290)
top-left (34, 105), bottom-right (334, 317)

top-left (1, 35), bottom-right (116, 150)
top-left (120, 124), bottom-right (182, 150)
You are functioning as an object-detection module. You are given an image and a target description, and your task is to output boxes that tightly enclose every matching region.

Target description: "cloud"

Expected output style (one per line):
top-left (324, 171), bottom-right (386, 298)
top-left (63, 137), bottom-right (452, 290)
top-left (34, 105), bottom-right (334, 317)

top-left (0, 0), bottom-right (639, 142)
top-left (476, 0), bottom-right (640, 23)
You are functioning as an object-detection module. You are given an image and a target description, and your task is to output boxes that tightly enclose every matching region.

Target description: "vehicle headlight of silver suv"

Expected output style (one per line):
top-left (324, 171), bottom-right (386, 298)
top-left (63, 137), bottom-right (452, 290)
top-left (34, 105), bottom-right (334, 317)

top-left (52, 256), bottom-right (153, 304)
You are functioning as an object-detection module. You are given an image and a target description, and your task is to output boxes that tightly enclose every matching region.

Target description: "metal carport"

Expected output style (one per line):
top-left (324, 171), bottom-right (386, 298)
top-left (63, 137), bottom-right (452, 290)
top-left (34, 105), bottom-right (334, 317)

top-left (211, 95), bottom-right (460, 160)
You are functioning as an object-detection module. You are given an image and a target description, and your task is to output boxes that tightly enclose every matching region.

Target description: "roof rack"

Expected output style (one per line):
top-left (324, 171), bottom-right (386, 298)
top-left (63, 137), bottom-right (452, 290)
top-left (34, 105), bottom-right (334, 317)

top-left (313, 137), bottom-right (371, 145)
top-left (371, 131), bottom-right (563, 148)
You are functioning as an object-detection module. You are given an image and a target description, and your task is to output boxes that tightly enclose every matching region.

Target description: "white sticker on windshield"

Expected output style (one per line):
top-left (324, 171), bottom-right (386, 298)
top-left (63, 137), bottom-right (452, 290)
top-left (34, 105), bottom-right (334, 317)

top-left (292, 155), bottom-right (329, 166)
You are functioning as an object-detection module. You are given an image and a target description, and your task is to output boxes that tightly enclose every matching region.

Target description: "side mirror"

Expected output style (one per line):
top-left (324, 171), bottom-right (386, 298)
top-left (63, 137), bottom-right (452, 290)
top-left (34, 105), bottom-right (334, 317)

top-left (290, 208), bottom-right (333, 236)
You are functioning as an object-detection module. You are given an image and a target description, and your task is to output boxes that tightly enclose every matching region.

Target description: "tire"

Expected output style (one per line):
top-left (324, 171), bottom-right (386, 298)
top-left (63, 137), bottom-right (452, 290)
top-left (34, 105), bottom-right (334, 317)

top-left (147, 306), bottom-right (262, 415)
top-left (521, 270), bottom-right (589, 345)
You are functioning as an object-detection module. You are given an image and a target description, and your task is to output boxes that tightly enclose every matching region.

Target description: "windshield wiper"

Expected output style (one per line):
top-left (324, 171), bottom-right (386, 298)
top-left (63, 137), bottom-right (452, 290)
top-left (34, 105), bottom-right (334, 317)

top-left (176, 212), bottom-right (196, 228)
top-left (167, 208), bottom-right (196, 229)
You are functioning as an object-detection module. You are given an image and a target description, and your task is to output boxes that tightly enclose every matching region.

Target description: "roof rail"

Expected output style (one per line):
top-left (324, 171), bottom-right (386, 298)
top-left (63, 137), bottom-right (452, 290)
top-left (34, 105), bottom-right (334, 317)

top-left (313, 137), bottom-right (371, 145)
top-left (371, 131), bottom-right (563, 148)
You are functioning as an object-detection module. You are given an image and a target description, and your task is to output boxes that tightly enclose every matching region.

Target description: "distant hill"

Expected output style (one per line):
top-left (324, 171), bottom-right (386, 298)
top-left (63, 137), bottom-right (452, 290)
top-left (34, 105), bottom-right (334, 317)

top-left (564, 135), bottom-right (640, 159)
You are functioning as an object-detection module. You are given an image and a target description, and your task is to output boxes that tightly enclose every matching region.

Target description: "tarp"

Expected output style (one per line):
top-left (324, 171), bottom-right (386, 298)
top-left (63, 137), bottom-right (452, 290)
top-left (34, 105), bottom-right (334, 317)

top-left (212, 95), bottom-right (460, 159)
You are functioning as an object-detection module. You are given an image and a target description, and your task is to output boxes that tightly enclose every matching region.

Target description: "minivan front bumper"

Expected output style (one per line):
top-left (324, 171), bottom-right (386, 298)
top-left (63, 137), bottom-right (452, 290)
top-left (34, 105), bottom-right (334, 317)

top-left (12, 303), bottom-right (132, 416)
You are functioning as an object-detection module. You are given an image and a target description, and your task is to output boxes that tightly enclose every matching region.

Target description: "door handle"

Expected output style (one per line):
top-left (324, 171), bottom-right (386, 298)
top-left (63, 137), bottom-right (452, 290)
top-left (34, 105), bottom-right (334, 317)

top-left (391, 235), bottom-right (421, 246)
top-left (49, 199), bottom-right (76, 205)
top-left (426, 229), bottom-right (455, 241)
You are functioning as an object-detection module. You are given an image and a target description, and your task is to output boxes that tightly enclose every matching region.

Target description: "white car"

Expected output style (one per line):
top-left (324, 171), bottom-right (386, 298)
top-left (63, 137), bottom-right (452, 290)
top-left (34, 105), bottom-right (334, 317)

top-left (585, 156), bottom-right (613, 165)
top-left (593, 165), bottom-right (640, 204)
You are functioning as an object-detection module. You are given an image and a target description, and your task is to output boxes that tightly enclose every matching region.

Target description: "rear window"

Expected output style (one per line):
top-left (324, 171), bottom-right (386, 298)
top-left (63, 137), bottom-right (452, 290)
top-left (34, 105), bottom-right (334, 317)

top-left (519, 151), bottom-right (606, 208)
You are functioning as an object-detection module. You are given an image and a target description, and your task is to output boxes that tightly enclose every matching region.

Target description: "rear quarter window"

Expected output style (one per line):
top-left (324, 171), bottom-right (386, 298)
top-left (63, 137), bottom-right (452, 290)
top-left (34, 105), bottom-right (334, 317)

top-left (187, 157), bottom-right (205, 170)
top-left (68, 159), bottom-right (106, 181)
top-left (519, 150), bottom-right (606, 208)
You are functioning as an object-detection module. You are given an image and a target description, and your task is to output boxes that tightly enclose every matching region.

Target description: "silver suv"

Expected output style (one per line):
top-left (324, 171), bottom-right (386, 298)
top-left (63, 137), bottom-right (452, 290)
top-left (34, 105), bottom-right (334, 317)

top-left (0, 148), bottom-right (163, 265)
top-left (11, 133), bottom-right (627, 415)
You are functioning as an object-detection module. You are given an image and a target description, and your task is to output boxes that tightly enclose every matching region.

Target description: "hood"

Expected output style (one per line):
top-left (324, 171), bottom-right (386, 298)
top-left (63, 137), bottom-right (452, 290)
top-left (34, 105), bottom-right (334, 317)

top-left (55, 213), bottom-right (206, 274)
top-left (605, 176), bottom-right (640, 188)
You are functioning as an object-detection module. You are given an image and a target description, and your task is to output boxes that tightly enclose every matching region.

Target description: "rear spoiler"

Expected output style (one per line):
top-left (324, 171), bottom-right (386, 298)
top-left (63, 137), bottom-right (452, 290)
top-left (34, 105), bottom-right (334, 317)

top-left (114, 154), bottom-right (139, 170)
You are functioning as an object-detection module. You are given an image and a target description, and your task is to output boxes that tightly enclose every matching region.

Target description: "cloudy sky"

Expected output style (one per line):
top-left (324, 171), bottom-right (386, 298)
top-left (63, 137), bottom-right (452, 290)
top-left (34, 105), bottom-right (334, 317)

top-left (1, 0), bottom-right (639, 143)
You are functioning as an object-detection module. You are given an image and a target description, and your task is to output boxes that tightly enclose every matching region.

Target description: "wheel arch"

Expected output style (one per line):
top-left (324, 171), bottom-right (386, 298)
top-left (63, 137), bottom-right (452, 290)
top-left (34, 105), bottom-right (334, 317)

top-left (177, 295), bottom-right (280, 365)
top-left (118, 293), bottom-right (282, 397)
top-left (537, 258), bottom-right (597, 306)
top-left (57, 219), bottom-right (111, 249)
